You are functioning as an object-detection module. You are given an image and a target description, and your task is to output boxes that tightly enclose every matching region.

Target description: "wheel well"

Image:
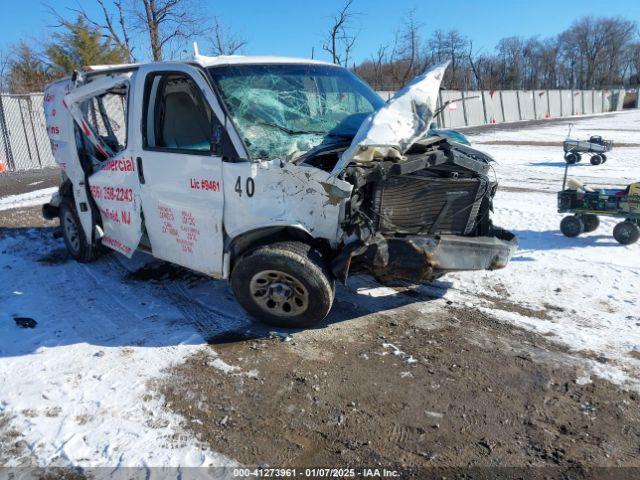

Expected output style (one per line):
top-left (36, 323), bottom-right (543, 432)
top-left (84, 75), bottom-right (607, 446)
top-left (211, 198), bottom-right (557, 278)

top-left (59, 179), bottom-right (73, 199)
top-left (227, 227), bottom-right (333, 271)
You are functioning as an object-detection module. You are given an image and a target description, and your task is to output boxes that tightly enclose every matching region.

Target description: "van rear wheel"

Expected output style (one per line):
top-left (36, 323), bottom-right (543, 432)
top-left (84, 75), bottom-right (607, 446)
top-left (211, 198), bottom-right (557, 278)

top-left (60, 199), bottom-right (99, 263)
top-left (231, 241), bottom-right (335, 328)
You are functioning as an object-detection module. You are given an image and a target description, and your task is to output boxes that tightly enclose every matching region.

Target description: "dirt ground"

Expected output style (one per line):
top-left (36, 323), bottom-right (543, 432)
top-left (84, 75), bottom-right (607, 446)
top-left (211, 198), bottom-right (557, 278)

top-left (2, 169), bottom-right (640, 477)
top-left (159, 304), bottom-right (640, 475)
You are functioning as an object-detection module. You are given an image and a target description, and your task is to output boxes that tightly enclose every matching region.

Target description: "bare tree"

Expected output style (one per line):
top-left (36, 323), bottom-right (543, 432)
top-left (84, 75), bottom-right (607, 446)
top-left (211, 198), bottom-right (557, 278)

top-left (46, 1), bottom-right (134, 62)
top-left (208, 17), bottom-right (247, 56)
top-left (323, 0), bottom-right (359, 66)
top-left (49, 0), bottom-right (205, 62)
top-left (6, 42), bottom-right (57, 94)
top-left (133, 0), bottom-right (205, 61)
top-left (428, 29), bottom-right (469, 89)
top-left (560, 16), bottom-right (636, 88)
top-left (0, 49), bottom-right (14, 93)
top-left (389, 9), bottom-right (422, 87)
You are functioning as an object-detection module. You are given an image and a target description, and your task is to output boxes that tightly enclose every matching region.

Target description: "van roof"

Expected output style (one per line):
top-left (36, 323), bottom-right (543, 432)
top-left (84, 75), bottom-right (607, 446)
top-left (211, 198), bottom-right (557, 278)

top-left (85, 55), bottom-right (335, 73)
top-left (195, 54), bottom-right (335, 68)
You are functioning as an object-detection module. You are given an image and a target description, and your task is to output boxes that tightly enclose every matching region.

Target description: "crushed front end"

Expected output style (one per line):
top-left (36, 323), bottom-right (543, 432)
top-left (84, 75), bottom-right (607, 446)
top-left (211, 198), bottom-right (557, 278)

top-left (331, 135), bottom-right (517, 284)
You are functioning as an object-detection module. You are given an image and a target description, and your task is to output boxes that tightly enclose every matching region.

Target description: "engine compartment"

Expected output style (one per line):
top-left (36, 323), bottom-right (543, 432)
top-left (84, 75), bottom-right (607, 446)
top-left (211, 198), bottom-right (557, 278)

top-left (305, 135), bottom-right (515, 283)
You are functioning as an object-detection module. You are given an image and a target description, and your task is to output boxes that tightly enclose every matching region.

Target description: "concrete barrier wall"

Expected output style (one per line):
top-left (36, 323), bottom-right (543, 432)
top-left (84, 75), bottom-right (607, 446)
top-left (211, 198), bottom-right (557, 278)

top-left (393, 87), bottom-right (629, 129)
top-left (501, 91), bottom-right (520, 122)
top-left (517, 91), bottom-right (535, 120)
top-left (582, 90), bottom-right (594, 114)
top-left (603, 90), bottom-right (613, 112)
top-left (593, 91), bottom-right (603, 113)
top-left (440, 90), bottom-right (466, 128)
top-left (548, 90), bottom-right (562, 118)
top-left (560, 90), bottom-right (573, 116)
top-left (572, 91), bottom-right (583, 115)
top-left (463, 91), bottom-right (485, 126)
top-left (614, 90), bottom-right (625, 111)
top-left (483, 91), bottom-right (503, 124)
top-left (534, 90), bottom-right (549, 119)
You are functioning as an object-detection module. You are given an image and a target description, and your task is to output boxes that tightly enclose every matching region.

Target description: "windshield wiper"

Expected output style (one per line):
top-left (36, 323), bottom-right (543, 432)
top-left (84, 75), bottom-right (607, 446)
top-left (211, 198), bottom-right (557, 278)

top-left (256, 121), bottom-right (327, 136)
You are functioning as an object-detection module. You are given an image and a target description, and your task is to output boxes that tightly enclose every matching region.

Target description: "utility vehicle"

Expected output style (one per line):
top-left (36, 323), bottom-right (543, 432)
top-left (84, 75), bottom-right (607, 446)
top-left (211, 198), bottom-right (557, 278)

top-left (563, 135), bottom-right (613, 165)
top-left (558, 163), bottom-right (640, 244)
top-left (42, 53), bottom-right (516, 327)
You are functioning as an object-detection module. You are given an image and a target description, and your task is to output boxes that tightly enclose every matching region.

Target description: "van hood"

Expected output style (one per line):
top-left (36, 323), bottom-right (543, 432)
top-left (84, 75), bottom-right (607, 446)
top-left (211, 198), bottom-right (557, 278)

top-left (330, 61), bottom-right (449, 176)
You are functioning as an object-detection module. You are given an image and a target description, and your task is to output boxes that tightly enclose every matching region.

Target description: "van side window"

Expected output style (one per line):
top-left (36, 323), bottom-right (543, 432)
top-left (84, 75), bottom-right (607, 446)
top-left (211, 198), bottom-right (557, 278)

top-left (84, 89), bottom-right (128, 154)
top-left (144, 73), bottom-right (214, 153)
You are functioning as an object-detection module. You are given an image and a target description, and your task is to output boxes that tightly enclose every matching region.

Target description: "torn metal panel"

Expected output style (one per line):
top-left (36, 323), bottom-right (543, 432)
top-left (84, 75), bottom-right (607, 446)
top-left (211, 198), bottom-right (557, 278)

top-left (347, 230), bottom-right (517, 284)
top-left (43, 77), bottom-right (95, 240)
top-left (331, 61), bottom-right (450, 176)
top-left (222, 159), bottom-right (352, 247)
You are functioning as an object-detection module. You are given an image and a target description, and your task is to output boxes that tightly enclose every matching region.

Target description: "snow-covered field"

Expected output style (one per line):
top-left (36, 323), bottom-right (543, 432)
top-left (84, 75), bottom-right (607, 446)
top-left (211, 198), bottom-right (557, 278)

top-left (453, 110), bottom-right (640, 385)
top-left (1, 110), bottom-right (639, 469)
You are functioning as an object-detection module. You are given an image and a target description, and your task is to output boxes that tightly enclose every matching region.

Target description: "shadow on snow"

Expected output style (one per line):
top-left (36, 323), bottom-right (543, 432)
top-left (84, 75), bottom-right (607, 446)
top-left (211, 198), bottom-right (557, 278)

top-left (0, 227), bottom-right (450, 357)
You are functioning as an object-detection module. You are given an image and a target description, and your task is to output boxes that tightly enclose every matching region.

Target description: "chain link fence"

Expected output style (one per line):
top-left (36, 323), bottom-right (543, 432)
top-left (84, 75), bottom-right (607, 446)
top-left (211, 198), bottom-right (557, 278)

top-left (0, 93), bottom-right (56, 172)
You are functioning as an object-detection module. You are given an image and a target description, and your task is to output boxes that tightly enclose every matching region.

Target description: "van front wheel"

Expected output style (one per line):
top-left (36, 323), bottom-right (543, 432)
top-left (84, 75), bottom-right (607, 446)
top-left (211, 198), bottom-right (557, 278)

top-left (60, 199), bottom-right (99, 263)
top-left (231, 241), bottom-right (335, 328)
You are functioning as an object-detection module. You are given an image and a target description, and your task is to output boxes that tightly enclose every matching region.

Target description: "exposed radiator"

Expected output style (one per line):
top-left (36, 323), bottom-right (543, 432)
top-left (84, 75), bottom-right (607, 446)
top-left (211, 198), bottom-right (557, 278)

top-left (370, 175), bottom-right (486, 235)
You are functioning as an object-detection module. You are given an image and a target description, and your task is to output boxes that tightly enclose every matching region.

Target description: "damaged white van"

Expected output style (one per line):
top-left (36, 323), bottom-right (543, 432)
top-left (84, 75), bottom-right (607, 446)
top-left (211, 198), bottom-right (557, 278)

top-left (42, 53), bottom-right (517, 328)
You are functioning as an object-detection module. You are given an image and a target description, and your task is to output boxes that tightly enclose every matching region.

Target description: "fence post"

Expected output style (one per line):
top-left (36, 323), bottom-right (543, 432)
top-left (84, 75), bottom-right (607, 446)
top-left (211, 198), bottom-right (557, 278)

top-left (0, 94), bottom-right (15, 171)
top-left (17, 97), bottom-right (34, 167)
top-left (546, 90), bottom-right (551, 118)
top-left (481, 91), bottom-right (488, 125)
top-left (461, 91), bottom-right (469, 126)
top-left (26, 96), bottom-right (42, 167)
top-left (516, 91), bottom-right (522, 120)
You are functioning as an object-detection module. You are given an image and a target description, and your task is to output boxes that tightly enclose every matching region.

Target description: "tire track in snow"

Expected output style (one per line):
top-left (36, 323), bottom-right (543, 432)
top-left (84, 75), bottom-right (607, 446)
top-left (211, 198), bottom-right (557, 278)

top-left (105, 254), bottom-right (248, 339)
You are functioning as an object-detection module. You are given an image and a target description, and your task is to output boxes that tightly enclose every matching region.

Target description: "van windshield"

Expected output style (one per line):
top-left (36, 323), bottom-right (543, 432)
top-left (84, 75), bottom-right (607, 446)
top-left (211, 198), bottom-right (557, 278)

top-left (208, 64), bottom-right (384, 161)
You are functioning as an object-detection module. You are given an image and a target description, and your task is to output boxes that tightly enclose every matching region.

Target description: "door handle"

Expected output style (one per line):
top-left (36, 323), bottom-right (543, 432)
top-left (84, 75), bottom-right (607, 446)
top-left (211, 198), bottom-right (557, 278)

top-left (136, 157), bottom-right (145, 184)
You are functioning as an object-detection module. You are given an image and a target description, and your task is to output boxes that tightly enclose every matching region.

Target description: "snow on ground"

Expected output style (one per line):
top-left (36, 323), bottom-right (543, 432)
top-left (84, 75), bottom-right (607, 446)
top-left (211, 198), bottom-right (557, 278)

top-left (0, 187), bottom-right (58, 212)
top-left (0, 230), bottom-right (236, 468)
top-left (449, 110), bottom-right (640, 387)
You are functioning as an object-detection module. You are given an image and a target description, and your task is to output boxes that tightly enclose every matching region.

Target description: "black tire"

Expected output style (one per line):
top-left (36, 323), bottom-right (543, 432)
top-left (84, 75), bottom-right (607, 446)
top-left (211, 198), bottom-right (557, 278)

top-left (564, 152), bottom-right (578, 164)
top-left (230, 241), bottom-right (335, 328)
top-left (601, 154), bottom-right (607, 163)
top-left (580, 214), bottom-right (600, 233)
top-left (560, 216), bottom-right (584, 238)
top-left (59, 199), bottom-right (99, 263)
top-left (590, 155), bottom-right (603, 166)
top-left (575, 153), bottom-right (582, 162)
top-left (613, 221), bottom-right (640, 245)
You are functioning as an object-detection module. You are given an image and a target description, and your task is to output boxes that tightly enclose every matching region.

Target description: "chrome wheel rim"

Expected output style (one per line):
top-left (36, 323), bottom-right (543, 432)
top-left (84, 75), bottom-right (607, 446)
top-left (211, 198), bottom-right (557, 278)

top-left (249, 270), bottom-right (309, 317)
top-left (63, 210), bottom-right (81, 253)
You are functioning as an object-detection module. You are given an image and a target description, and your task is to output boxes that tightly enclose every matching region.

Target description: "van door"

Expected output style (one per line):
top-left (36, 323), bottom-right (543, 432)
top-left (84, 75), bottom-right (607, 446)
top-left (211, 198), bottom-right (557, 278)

top-left (65, 74), bottom-right (144, 257)
top-left (134, 64), bottom-right (229, 276)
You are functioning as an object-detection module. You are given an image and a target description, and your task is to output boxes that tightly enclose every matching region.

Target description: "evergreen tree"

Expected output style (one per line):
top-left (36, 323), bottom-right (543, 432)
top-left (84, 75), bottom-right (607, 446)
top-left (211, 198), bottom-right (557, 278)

top-left (46, 16), bottom-right (129, 74)
top-left (7, 42), bottom-right (54, 94)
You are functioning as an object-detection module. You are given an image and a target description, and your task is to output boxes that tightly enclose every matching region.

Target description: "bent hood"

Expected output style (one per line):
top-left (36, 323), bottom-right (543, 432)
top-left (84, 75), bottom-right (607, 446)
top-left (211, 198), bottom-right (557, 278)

top-left (330, 61), bottom-right (449, 176)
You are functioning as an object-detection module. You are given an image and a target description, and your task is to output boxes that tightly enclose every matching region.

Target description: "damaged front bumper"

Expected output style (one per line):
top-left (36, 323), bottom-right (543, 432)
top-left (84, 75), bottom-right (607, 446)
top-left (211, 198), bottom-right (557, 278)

top-left (334, 229), bottom-right (517, 284)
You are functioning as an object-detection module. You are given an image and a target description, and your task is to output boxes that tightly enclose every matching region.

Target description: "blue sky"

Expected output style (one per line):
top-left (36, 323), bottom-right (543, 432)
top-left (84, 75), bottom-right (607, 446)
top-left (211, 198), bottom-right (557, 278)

top-left (1, 0), bottom-right (639, 63)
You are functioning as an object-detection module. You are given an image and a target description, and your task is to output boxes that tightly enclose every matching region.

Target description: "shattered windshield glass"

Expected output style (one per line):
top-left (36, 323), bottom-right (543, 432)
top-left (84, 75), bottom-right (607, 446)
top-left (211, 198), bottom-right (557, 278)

top-left (208, 64), bottom-right (384, 161)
